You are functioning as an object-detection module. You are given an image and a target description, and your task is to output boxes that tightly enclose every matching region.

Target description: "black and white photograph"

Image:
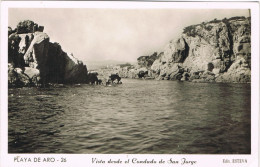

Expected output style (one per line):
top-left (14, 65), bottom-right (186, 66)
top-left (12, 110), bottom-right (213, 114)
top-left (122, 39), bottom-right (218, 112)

top-left (1, 1), bottom-right (259, 167)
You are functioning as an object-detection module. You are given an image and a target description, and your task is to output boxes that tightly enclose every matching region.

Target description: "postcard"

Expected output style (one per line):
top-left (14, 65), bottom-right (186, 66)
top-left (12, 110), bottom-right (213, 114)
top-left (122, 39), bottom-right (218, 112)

top-left (0, 1), bottom-right (259, 167)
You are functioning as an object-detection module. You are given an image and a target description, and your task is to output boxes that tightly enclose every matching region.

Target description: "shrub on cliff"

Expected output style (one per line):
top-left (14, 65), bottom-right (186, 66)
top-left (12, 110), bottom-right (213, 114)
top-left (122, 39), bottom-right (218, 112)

top-left (183, 25), bottom-right (197, 37)
top-left (205, 25), bottom-right (213, 31)
top-left (17, 20), bottom-right (35, 34)
top-left (208, 18), bottom-right (221, 24)
top-left (16, 20), bottom-right (44, 34)
top-left (137, 52), bottom-right (158, 68)
top-left (227, 16), bottom-right (246, 21)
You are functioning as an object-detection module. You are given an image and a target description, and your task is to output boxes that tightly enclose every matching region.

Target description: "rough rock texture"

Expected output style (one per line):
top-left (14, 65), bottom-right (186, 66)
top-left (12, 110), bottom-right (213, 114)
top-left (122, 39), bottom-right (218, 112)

top-left (148, 16), bottom-right (251, 83)
top-left (23, 32), bottom-right (50, 84)
top-left (8, 64), bottom-right (31, 87)
top-left (8, 20), bottom-right (88, 87)
top-left (108, 52), bottom-right (159, 79)
top-left (63, 53), bottom-right (88, 83)
top-left (137, 52), bottom-right (158, 68)
top-left (89, 16), bottom-right (251, 84)
top-left (112, 66), bottom-right (154, 79)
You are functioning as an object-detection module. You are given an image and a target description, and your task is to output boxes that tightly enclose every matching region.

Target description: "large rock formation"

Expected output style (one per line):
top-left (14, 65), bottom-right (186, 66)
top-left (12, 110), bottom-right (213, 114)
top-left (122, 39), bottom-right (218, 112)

top-left (88, 16), bottom-right (251, 83)
top-left (8, 20), bottom-right (88, 87)
top-left (146, 16), bottom-right (251, 83)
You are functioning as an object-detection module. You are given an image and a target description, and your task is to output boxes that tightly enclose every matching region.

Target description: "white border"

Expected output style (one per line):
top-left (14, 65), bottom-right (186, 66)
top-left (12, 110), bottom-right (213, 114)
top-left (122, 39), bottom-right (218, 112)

top-left (1, 1), bottom-right (259, 167)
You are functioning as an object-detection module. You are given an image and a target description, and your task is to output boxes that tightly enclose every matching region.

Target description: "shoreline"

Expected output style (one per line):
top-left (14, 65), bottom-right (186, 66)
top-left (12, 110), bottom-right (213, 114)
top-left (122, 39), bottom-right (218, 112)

top-left (8, 77), bottom-right (251, 89)
top-left (8, 16), bottom-right (251, 88)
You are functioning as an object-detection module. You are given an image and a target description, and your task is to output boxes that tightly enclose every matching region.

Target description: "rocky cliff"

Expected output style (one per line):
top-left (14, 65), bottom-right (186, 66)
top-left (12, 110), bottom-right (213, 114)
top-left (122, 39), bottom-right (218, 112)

top-left (8, 20), bottom-right (88, 87)
top-left (130, 16), bottom-right (251, 83)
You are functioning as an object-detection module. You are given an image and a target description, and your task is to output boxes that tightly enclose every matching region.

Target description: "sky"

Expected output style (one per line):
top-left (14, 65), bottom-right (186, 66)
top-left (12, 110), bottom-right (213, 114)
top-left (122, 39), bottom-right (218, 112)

top-left (9, 8), bottom-right (249, 63)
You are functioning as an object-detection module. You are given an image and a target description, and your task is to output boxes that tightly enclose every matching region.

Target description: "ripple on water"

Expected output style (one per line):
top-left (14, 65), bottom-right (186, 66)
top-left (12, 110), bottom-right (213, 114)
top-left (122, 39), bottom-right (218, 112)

top-left (8, 79), bottom-right (251, 154)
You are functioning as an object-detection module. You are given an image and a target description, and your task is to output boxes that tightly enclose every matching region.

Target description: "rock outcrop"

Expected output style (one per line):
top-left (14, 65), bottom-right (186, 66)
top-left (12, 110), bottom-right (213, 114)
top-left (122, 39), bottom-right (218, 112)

top-left (107, 53), bottom-right (159, 79)
top-left (137, 52), bottom-right (158, 68)
top-left (8, 20), bottom-right (88, 87)
top-left (138, 16), bottom-right (251, 83)
top-left (16, 20), bottom-right (44, 34)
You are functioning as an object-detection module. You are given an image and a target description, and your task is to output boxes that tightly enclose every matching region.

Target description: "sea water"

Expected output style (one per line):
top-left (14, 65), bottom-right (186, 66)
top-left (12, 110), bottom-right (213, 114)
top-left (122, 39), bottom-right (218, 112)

top-left (8, 79), bottom-right (251, 154)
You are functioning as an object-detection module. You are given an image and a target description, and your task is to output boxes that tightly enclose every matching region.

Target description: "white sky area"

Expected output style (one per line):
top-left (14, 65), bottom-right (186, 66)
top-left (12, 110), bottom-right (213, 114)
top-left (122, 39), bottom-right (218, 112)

top-left (9, 9), bottom-right (249, 63)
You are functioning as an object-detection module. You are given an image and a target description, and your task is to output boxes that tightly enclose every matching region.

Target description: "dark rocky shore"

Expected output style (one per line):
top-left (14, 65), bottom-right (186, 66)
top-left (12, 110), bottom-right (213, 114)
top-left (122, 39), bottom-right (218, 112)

top-left (8, 17), bottom-right (251, 88)
top-left (109, 16), bottom-right (251, 83)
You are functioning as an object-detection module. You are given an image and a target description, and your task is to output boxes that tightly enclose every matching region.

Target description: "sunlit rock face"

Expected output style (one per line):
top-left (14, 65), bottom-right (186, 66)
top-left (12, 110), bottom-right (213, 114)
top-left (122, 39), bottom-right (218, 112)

top-left (148, 16), bottom-right (251, 83)
top-left (8, 20), bottom-right (88, 87)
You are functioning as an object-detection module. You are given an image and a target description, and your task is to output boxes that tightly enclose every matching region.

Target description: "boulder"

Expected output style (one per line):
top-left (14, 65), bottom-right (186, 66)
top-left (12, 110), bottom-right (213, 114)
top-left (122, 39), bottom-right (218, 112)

top-left (212, 68), bottom-right (220, 75)
top-left (163, 37), bottom-right (189, 63)
top-left (8, 64), bottom-right (30, 87)
top-left (215, 57), bottom-right (251, 83)
top-left (24, 67), bottom-right (40, 78)
top-left (170, 72), bottom-right (183, 81)
top-left (189, 71), bottom-right (200, 80)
